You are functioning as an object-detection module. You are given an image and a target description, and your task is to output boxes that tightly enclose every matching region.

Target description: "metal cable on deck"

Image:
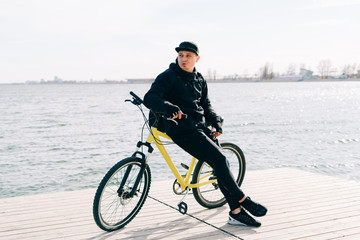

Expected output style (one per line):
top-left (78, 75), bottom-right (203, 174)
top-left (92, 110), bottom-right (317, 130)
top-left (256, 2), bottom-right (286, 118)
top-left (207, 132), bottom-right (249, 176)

top-left (148, 195), bottom-right (243, 240)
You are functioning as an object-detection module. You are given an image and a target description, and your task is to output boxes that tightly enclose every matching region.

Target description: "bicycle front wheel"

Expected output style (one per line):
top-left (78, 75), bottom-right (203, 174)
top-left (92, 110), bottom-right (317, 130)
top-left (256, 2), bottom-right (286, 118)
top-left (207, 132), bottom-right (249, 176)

top-left (93, 157), bottom-right (151, 231)
top-left (192, 142), bottom-right (246, 209)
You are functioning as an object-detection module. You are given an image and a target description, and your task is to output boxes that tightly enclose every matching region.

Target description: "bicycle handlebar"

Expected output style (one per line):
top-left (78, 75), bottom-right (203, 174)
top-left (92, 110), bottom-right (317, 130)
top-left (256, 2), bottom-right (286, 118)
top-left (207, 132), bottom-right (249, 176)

top-left (127, 91), bottom-right (188, 126)
top-left (129, 91), bottom-right (144, 104)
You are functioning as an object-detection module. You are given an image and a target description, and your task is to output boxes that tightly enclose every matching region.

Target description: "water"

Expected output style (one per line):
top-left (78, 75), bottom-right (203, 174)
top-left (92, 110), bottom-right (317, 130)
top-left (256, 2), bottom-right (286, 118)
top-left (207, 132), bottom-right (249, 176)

top-left (1, 82), bottom-right (359, 198)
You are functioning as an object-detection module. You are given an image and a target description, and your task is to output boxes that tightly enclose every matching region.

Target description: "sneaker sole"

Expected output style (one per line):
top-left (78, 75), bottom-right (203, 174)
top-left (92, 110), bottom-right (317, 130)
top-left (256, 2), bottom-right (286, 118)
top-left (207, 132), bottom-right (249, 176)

top-left (227, 216), bottom-right (261, 227)
top-left (227, 216), bottom-right (248, 226)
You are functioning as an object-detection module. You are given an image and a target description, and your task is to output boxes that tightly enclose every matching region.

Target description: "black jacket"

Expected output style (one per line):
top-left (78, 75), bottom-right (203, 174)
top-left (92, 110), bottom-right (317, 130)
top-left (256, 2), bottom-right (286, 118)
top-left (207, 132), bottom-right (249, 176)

top-left (144, 61), bottom-right (221, 136)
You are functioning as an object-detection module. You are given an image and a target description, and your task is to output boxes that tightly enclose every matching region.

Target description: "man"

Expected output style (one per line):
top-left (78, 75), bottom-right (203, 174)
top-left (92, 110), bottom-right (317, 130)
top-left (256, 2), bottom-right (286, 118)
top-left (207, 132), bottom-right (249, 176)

top-left (143, 41), bottom-right (267, 227)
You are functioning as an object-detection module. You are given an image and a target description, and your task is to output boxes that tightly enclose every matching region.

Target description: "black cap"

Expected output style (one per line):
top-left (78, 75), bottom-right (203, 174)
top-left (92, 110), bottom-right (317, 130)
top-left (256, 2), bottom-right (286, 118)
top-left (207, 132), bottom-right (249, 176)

top-left (175, 41), bottom-right (199, 55)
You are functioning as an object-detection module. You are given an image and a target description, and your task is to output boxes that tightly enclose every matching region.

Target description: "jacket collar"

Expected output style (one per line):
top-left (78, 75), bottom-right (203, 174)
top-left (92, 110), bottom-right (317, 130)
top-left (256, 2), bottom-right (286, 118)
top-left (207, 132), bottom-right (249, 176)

top-left (170, 59), bottom-right (197, 79)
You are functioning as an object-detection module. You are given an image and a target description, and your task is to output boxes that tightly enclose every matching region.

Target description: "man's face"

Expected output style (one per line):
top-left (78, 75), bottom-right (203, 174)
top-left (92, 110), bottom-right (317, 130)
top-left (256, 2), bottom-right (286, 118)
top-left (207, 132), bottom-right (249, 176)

top-left (177, 51), bottom-right (200, 72)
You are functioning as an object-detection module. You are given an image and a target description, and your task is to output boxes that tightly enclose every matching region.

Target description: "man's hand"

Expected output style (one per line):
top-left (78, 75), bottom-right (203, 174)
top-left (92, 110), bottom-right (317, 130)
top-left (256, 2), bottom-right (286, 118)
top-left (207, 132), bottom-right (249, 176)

top-left (211, 121), bottom-right (223, 137)
top-left (211, 127), bottom-right (222, 137)
top-left (172, 111), bottom-right (184, 119)
top-left (166, 104), bottom-right (181, 118)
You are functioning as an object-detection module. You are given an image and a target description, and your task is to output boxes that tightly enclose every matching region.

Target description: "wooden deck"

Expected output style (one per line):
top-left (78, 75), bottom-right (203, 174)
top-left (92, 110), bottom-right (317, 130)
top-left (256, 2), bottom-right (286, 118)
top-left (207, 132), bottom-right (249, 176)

top-left (1, 168), bottom-right (360, 240)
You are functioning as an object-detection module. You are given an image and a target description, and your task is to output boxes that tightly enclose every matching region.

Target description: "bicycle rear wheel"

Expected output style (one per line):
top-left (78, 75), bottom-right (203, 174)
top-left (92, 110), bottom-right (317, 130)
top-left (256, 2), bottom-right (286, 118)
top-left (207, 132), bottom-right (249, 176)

top-left (93, 157), bottom-right (151, 231)
top-left (192, 142), bottom-right (246, 208)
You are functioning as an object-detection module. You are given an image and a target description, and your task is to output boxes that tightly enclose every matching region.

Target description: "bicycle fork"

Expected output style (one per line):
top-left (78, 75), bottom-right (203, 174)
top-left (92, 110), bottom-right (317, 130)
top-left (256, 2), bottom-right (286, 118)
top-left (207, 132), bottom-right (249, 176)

top-left (117, 140), bottom-right (190, 214)
top-left (117, 141), bottom-right (153, 198)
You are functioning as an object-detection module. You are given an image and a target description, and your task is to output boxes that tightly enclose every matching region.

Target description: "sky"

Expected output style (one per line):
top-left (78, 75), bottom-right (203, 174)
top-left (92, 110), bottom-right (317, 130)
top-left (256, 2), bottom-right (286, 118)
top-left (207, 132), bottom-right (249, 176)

top-left (1, 0), bottom-right (360, 83)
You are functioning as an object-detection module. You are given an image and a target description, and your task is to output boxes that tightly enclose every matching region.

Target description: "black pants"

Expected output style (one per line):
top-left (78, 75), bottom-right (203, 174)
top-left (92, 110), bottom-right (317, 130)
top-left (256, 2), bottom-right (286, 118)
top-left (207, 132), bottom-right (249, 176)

top-left (170, 126), bottom-right (245, 211)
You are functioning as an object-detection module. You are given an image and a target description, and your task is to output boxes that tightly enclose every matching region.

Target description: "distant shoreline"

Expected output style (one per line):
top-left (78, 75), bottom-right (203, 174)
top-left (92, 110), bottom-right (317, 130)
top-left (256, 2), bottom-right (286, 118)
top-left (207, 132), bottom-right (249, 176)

top-left (1, 78), bottom-right (360, 85)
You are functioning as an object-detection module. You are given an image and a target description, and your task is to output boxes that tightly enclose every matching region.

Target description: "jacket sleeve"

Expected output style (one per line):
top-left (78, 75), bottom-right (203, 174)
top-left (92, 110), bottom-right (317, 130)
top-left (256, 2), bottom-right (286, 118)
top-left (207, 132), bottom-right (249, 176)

top-left (200, 81), bottom-right (222, 125)
top-left (143, 71), bottom-right (177, 115)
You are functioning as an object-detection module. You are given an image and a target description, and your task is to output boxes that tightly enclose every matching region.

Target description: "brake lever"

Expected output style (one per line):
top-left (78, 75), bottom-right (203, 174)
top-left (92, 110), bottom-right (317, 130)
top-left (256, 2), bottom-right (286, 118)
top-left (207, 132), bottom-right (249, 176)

top-left (125, 98), bottom-right (142, 106)
top-left (166, 118), bottom-right (179, 125)
top-left (165, 113), bottom-right (187, 125)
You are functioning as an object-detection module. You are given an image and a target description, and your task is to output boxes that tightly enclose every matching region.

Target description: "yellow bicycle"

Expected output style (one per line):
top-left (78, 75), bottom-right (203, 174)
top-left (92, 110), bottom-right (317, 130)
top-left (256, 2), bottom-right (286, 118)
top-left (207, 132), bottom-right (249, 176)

top-left (93, 92), bottom-right (246, 231)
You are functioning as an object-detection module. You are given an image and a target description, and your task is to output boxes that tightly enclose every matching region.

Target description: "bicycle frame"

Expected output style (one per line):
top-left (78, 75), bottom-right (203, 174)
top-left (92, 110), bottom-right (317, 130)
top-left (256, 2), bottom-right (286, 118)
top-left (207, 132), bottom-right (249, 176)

top-left (93, 92), bottom-right (246, 231)
top-left (145, 127), bottom-right (217, 190)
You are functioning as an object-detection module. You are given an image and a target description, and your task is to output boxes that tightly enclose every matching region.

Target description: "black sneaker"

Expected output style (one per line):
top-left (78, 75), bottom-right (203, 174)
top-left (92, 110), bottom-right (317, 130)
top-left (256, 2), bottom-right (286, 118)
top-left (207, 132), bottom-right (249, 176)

top-left (228, 210), bottom-right (261, 227)
top-left (241, 197), bottom-right (267, 217)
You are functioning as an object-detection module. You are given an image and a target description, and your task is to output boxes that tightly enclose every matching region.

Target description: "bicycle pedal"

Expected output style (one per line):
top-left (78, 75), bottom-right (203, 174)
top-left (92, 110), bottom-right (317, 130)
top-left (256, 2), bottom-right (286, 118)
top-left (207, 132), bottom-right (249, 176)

top-left (178, 201), bottom-right (188, 214)
top-left (180, 163), bottom-right (189, 170)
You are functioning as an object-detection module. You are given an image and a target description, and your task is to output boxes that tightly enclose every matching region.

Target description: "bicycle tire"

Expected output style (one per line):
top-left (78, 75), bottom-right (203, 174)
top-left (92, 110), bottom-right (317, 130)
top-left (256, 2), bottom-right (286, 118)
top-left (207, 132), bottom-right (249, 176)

top-left (93, 157), bottom-right (151, 231)
top-left (192, 142), bottom-right (246, 209)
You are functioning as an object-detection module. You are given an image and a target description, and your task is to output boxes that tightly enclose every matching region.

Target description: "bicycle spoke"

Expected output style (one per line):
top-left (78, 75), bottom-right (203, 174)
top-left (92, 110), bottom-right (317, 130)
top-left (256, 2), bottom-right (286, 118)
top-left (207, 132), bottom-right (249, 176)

top-left (93, 158), bottom-right (151, 231)
top-left (192, 143), bottom-right (246, 209)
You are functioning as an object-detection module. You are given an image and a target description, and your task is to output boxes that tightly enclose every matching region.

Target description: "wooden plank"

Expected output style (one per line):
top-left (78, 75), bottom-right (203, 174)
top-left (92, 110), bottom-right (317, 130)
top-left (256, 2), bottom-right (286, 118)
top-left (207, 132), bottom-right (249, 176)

top-left (0, 168), bottom-right (360, 240)
top-left (295, 227), bottom-right (360, 240)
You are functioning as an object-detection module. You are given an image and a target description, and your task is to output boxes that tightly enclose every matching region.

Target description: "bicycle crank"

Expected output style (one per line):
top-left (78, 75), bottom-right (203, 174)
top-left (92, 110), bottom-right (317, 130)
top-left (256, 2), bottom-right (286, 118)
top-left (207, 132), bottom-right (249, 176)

top-left (172, 178), bottom-right (188, 195)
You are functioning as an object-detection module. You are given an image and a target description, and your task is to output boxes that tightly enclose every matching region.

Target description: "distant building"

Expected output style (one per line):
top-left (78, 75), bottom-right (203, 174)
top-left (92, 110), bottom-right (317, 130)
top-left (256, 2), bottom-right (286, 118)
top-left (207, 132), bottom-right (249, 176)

top-left (53, 76), bottom-right (63, 83)
top-left (299, 68), bottom-right (313, 80)
top-left (273, 68), bottom-right (314, 81)
top-left (126, 78), bottom-right (154, 84)
top-left (273, 75), bottom-right (303, 81)
top-left (331, 73), bottom-right (347, 79)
